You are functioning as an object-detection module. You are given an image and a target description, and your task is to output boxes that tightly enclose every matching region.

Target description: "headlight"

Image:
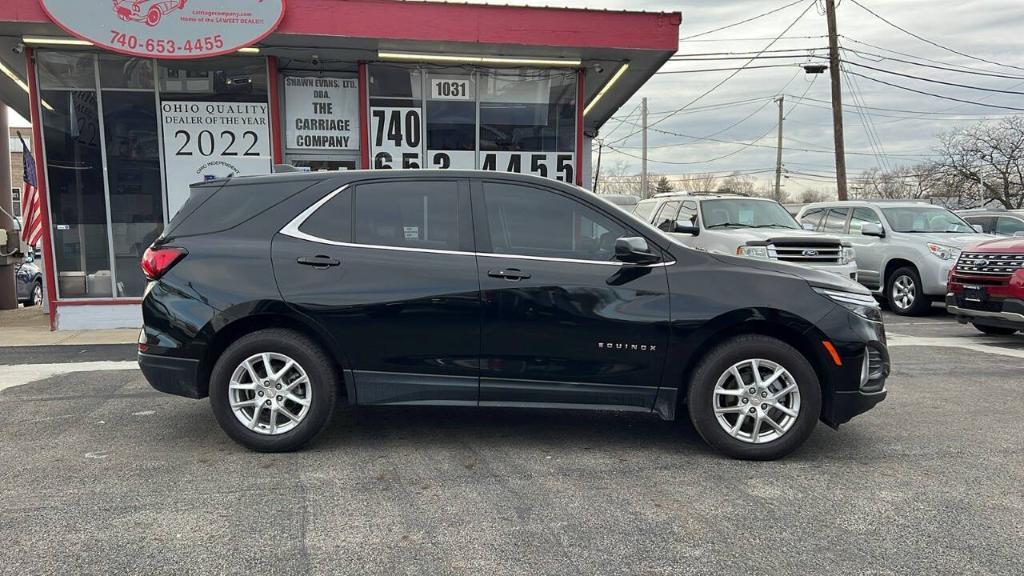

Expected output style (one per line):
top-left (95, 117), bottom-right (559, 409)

top-left (927, 243), bottom-right (960, 261)
top-left (813, 287), bottom-right (882, 321)
top-left (839, 246), bottom-right (856, 265)
top-left (736, 245), bottom-right (770, 259)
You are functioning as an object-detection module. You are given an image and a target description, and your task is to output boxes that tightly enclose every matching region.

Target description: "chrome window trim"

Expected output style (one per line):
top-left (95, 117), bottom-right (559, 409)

top-left (279, 184), bottom-right (674, 268)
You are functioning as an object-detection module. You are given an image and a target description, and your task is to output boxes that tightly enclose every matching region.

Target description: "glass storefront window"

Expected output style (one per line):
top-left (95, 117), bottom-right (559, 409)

top-left (41, 87), bottom-right (113, 298)
top-left (102, 90), bottom-right (164, 297)
top-left (98, 54), bottom-right (154, 90)
top-left (479, 70), bottom-right (576, 152)
top-left (158, 58), bottom-right (268, 102)
top-left (37, 52), bottom-right (96, 90)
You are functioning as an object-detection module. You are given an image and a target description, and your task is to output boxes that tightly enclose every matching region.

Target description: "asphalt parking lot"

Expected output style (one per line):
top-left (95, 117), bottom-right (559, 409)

top-left (1, 309), bottom-right (1022, 575)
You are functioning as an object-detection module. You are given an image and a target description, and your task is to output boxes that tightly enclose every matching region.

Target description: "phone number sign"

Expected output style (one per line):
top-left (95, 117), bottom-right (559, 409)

top-left (39, 0), bottom-right (285, 59)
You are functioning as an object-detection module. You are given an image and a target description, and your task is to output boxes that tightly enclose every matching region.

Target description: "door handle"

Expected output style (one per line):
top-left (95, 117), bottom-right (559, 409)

top-left (488, 268), bottom-right (531, 281)
top-left (296, 255), bottom-right (341, 269)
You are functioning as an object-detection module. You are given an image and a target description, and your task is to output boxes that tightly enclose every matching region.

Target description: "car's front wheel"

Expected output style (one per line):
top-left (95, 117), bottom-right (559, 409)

top-left (687, 335), bottom-right (821, 460)
top-left (887, 266), bottom-right (931, 316)
top-left (209, 329), bottom-right (337, 452)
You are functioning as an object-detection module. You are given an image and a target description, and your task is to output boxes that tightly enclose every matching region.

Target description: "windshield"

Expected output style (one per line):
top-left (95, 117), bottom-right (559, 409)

top-left (700, 199), bottom-right (800, 229)
top-left (881, 207), bottom-right (974, 233)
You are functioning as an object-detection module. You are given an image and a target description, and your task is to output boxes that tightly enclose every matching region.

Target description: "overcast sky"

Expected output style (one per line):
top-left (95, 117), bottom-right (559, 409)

top-left (515, 0), bottom-right (1024, 194)
top-left (11, 1), bottom-right (1023, 194)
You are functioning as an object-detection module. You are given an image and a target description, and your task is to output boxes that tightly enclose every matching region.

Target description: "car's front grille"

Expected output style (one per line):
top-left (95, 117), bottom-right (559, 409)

top-left (769, 241), bottom-right (843, 264)
top-left (955, 252), bottom-right (1024, 278)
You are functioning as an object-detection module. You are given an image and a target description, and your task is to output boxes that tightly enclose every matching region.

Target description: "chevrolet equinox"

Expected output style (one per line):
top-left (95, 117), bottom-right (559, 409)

top-left (138, 171), bottom-right (890, 460)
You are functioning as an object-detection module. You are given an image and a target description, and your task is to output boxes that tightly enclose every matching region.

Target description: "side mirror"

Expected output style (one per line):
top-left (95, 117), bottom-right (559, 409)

top-left (801, 222), bottom-right (815, 231)
top-left (615, 237), bottom-right (660, 265)
top-left (861, 223), bottom-right (885, 238)
top-left (672, 222), bottom-right (700, 235)
top-left (971, 224), bottom-right (985, 233)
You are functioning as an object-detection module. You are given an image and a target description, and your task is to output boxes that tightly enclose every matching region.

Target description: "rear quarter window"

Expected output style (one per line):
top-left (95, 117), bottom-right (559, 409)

top-left (165, 178), bottom-right (322, 238)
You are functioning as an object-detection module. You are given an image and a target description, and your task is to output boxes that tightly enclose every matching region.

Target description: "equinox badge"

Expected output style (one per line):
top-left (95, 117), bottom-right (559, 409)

top-left (598, 342), bottom-right (657, 352)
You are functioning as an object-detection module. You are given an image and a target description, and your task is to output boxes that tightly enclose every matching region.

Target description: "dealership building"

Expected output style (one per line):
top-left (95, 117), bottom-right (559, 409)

top-left (0, 0), bottom-right (679, 329)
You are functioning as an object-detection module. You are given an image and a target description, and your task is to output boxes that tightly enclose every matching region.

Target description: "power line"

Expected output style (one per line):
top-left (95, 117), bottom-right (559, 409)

top-left (840, 35), bottom-right (1015, 77)
top-left (680, 35), bottom-right (828, 43)
top-left (786, 94), bottom-right (1015, 117)
top-left (844, 70), bottom-right (1024, 111)
top-left (843, 60), bottom-right (1024, 95)
top-left (841, 47), bottom-right (1024, 81)
top-left (655, 64), bottom-right (799, 75)
top-left (669, 54), bottom-right (828, 62)
top-left (680, 0), bottom-right (808, 41)
top-left (848, 0), bottom-right (1024, 73)
top-left (668, 47), bottom-right (830, 58)
top-left (614, 0), bottom-right (818, 144)
top-left (608, 96), bottom-right (775, 122)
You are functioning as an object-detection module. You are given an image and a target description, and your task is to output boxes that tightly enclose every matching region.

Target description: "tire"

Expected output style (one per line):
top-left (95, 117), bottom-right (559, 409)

top-left (886, 266), bottom-right (931, 316)
top-left (209, 329), bottom-right (337, 452)
top-left (687, 335), bottom-right (821, 461)
top-left (972, 323), bottom-right (1017, 336)
top-left (28, 281), bottom-right (43, 307)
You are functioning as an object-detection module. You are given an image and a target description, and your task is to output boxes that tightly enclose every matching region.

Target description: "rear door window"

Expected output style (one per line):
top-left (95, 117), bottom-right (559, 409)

top-left (354, 181), bottom-right (459, 251)
top-left (800, 208), bottom-right (826, 230)
top-left (963, 216), bottom-right (994, 233)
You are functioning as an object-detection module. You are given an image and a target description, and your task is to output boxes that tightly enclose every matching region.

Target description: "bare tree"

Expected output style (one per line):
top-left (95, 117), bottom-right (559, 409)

top-left (717, 172), bottom-right (756, 195)
top-left (796, 188), bottom-right (831, 204)
top-left (678, 172), bottom-right (719, 193)
top-left (932, 116), bottom-right (1024, 209)
top-left (854, 165), bottom-right (938, 201)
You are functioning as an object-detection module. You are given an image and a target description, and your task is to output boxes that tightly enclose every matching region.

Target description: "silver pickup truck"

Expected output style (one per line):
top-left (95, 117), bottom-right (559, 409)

top-left (633, 193), bottom-right (858, 280)
top-left (797, 201), bottom-right (994, 315)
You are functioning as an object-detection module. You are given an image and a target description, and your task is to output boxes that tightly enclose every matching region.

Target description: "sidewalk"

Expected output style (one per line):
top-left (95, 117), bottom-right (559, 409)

top-left (0, 306), bottom-right (138, 347)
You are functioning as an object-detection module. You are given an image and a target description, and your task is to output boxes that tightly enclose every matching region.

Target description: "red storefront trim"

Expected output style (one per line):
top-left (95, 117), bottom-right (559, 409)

top-left (267, 56), bottom-right (284, 164)
top-left (575, 68), bottom-right (585, 187)
top-left (24, 48), bottom-right (58, 331)
top-left (358, 61), bottom-right (370, 169)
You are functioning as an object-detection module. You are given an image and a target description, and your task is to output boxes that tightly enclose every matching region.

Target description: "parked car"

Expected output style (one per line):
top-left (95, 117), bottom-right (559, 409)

top-left (15, 252), bottom-right (42, 307)
top-left (138, 171), bottom-right (889, 460)
top-left (798, 201), bottom-right (993, 316)
top-left (946, 236), bottom-right (1024, 335)
top-left (957, 209), bottom-right (1024, 237)
top-left (633, 193), bottom-right (857, 280)
top-left (598, 194), bottom-right (640, 213)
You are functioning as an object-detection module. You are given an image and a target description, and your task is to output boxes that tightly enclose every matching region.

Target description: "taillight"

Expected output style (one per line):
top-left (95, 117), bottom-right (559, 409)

top-left (141, 246), bottom-right (187, 280)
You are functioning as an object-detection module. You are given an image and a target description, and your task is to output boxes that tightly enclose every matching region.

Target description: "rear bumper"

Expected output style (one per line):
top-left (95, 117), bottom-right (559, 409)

top-left (138, 352), bottom-right (205, 399)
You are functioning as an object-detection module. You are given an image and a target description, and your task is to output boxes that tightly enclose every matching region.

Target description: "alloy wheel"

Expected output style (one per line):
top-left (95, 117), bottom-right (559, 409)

top-left (31, 284), bottom-right (42, 306)
top-left (712, 358), bottom-right (801, 444)
top-left (228, 352), bottom-right (312, 435)
top-left (891, 275), bottom-right (916, 311)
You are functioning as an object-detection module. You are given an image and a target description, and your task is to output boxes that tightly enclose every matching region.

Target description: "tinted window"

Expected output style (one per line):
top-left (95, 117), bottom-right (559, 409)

top-left (963, 216), bottom-right (995, 233)
top-left (822, 208), bottom-right (850, 233)
top-left (881, 207), bottom-right (973, 233)
top-left (633, 200), bottom-right (658, 222)
top-left (701, 199), bottom-right (800, 229)
top-left (996, 216), bottom-right (1024, 235)
top-left (849, 207), bottom-right (881, 233)
top-left (300, 190), bottom-right (352, 242)
top-left (355, 181), bottom-right (459, 250)
top-left (654, 201), bottom-right (681, 231)
top-left (483, 182), bottom-right (627, 261)
top-left (800, 208), bottom-right (826, 230)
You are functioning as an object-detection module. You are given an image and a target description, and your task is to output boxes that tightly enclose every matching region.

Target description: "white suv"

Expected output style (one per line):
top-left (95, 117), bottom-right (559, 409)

top-left (633, 193), bottom-right (857, 280)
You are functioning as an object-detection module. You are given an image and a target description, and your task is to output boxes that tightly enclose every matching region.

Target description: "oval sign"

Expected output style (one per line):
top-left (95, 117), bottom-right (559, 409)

top-left (39, 0), bottom-right (285, 59)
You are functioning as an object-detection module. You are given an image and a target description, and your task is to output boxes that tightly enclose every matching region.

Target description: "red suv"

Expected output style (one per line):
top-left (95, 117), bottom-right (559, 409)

top-left (947, 237), bottom-right (1024, 335)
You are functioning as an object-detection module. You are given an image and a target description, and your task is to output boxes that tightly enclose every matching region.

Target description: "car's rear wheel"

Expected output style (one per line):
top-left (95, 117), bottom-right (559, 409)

top-left (887, 266), bottom-right (931, 316)
top-left (209, 329), bottom-right (337, 452)
top-left (29, 281), bottom-right (42, 307)
top-left (972, 323), bottom-right (1017, 336)
top-left (687, 335), bottom-right (821, 460)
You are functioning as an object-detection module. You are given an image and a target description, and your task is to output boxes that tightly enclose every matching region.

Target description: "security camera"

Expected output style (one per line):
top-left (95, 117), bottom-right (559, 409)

top-left (12, 43), bottom-right (24, 55)
top-left (311, 54), bottom-right (320, 66)
top-left (593, 63), bottom-right (604, 74)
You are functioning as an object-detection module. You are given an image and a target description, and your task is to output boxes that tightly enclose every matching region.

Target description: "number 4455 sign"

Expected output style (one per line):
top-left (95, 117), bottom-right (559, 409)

top-left (39, 0), bottom-right (285, 59)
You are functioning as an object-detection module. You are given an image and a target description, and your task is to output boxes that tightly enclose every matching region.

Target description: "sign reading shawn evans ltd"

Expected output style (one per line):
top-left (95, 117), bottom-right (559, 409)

top-left (38, 0), bottom-right (285, 59)
top-left (284, 77), bottom-right (360, 150)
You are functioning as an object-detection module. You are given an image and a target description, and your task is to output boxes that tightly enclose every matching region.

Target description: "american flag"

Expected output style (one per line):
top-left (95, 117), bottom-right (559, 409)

top-left (19, 135), bottom-right (43, 248)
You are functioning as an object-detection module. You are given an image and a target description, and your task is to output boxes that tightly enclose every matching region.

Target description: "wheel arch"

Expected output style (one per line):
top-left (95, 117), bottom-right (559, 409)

top-left (883, 257), bottom-right (918, 287)
top-left (657, 308), bottom-right (834, 422)
top-left (198, 310), bottom-right (352, 402)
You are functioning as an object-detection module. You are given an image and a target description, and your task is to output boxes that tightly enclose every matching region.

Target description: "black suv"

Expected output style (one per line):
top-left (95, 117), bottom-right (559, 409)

top-left (138, 171), bottom-right (889, 460)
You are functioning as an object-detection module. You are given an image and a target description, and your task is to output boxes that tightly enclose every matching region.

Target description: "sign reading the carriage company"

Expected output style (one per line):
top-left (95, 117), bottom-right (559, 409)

top-left (38, 0), bottom-right (285, 59)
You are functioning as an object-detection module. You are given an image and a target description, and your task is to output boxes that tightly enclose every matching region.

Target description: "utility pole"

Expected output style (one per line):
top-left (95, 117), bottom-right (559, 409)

top-left (641, 97), bottom-right (648, 198)
top-left (825, 0), bottom-right (849, 200)
top-left (774, 95), bottom-right (784, 202)
top-left (592, 139), bottom-right (603, 193)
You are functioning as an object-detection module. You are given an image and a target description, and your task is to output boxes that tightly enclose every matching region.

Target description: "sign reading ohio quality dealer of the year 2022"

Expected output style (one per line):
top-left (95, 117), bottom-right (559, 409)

top-left (38, 0), bottom-right (285, 59)
top-left (161, 101), bottom-right (272, 216)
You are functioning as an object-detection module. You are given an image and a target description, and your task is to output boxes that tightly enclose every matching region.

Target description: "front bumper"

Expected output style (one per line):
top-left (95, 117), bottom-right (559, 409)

top-left (813, 307), bottom-right (891, 427)
top-left (922, 259), bottom-right (956, 296)
top-left (139, 352), bottom-right (204, 398)
top-left (808, 261), bottom-right (858, 281)
top-left (945, 293), bottom-right (1024, 330)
